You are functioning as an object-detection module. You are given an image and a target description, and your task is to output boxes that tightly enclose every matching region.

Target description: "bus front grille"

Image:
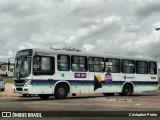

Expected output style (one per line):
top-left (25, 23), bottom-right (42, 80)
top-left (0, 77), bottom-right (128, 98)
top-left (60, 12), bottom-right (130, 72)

top-left (16, 88), bottom-right (22, 91)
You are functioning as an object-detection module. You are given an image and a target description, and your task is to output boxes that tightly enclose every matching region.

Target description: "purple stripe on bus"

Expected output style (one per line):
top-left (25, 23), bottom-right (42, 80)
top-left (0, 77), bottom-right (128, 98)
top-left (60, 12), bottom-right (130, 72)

top-left (30, 79), bottom-right (158, 84)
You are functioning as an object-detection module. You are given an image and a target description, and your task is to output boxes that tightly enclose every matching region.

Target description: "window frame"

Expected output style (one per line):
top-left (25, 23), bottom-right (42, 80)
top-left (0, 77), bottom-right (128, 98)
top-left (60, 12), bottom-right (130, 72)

top-left (136, 60), bottom-right (148, 74)
top-left (88, 57), bottom-right (104, 72)
top-left (149, 61), bottom-right (157, 75)
top-left (57, 54), bottom-right (70, 71)
top-left (71, 55), bottom-right (87, 72)
top-left (33, 55), bottom-right (55, 76)
top-left (121, 59), bottom-right (135, 74)
top-left (106, 58), bottom-right (120, 73)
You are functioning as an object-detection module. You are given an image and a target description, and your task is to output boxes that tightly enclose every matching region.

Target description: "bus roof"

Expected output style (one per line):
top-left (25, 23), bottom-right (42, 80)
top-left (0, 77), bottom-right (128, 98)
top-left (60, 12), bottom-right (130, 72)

top-left (22, 48), bottom-right (156, 62)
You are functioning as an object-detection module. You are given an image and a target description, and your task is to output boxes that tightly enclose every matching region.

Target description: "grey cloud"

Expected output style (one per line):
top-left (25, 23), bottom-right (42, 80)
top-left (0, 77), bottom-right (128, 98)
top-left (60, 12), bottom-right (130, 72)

top-left (134, 0), bottom-right (160, 18)
top-left (145, 39), bottom-right (160, 58)
top-left (0, 0), bottom-right (160, 66)
top-left (124, 25), bottom-right (140, 33)
top-left (64, 15), bottom-right (122, 48)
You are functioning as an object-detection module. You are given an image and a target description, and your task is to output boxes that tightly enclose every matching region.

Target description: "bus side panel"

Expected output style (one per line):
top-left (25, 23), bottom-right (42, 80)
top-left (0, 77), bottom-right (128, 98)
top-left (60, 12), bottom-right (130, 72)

top-left (56, 70), bottom-right (89, 94)
top-left (30, 85), bottom-right (54, 94)
top-left (88, 72), bottom-right (103, 93)
top-left (69, 72), bottom-right (89, 94)
top-left (103, 73), bottom-right (121, 93)
top-left (30, 74), bottom-right (56, 94)
top-left (71, 85), bottom-right (89, 94)
top-left (146, 74), bottom-right (158, 91)
top-left (133, 74), bottom-right (148, 92)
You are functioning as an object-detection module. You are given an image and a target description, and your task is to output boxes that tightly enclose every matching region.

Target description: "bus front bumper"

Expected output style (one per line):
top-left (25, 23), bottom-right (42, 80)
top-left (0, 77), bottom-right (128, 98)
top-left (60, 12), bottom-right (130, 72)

top-left (12, 84), bottom-right (23, 94)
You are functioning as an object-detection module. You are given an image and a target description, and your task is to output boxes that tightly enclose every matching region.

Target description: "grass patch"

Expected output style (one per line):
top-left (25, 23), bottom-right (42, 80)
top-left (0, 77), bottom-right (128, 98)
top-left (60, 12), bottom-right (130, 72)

top-left (2, 76), bottom-right (13, 83)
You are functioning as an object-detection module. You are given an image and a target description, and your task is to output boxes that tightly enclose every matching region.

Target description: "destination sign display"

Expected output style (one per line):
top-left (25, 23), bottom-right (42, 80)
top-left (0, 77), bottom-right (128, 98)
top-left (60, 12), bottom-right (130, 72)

top-left (16, 49), bottom-right (32, 57)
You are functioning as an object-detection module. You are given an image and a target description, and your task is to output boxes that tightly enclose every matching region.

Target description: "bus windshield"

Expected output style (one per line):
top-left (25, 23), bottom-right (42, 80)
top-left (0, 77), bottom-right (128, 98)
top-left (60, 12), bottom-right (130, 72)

top-left (14, 57), bottom-right (31, 78)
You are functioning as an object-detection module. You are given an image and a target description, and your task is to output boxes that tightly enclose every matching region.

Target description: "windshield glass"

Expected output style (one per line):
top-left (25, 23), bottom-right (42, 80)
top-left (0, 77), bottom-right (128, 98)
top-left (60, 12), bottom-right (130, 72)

top-left (14, 57), bottom-right (31, 78)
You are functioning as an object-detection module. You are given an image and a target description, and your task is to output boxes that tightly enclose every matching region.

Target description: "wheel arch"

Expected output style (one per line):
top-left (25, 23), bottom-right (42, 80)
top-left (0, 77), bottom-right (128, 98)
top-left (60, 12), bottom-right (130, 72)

top-left (54, 81), bottom-right (71, 93)
top-left (121, 82), bottom-right (134, 93)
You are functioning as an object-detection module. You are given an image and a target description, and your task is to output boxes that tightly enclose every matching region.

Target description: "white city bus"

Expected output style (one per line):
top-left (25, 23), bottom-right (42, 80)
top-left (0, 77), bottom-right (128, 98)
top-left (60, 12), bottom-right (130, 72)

top-left (12, 48), bottom-right (159, 99)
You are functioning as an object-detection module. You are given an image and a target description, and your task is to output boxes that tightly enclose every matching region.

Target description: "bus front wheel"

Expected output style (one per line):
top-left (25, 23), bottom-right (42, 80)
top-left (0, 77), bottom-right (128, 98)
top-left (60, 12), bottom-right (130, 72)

top-left (54, 84), bottom-right (69, 99)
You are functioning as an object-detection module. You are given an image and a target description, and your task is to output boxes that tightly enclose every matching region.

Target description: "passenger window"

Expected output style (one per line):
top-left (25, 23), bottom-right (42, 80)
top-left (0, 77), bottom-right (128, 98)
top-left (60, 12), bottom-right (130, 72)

top-left (57, 55), bottom-right (70, 71)
top-left (121, 59), bottom-right (135, 73)
top-left (88, 57), bottom-right (104, 72)
top-left (33, 56), bottom-right (54, 75)
top-left (71, 56), bottom-right (87, 72)
top-left (106, 59), bottom-right (120, 73)
top-left (149, 62), bottom-right (157, 74)
top-left (136, 61), bottom-right (148, 74)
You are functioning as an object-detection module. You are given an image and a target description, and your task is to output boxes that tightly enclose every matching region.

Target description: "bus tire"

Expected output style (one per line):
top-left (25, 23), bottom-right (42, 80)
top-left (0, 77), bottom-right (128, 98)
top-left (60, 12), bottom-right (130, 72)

top-left (121, 84), bottom-right (133, 96)
top-left (1, 89), bottom-right (5, 91)
top-left (103, 93), bottom-right (115, 96)
top-left (54, 84), bottom-right (69, 99)
top-left (38, 94), bottom-right (50, 99)
top-left (119, 93), bottom-right (124, 96)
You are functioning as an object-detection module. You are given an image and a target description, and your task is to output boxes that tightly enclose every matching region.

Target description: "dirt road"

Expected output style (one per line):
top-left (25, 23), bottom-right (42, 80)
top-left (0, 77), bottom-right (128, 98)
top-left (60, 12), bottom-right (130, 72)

top-left (0, 83), bottom-right (160, 111)
top-left (0, 83), bottom-right (160, 120)
top-left (0, 83), bottom-right (20, 97)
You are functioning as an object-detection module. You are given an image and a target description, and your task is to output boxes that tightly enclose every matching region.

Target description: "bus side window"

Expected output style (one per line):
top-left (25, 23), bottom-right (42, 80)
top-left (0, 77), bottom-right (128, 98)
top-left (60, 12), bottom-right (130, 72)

top-left (121, 59), bottom-right (135, 74)
top-left (33, 56), bottom-right (54, 75)
top-left (106, 58), bottom-right (120, 73)
top-left (33, 57), bottom-right (41, 70)
top-left (57, 55), bottom-right (70, 71)
top-left (136, 61), bottom-right (148, 74)
top-left (71, 56), bottom-right (87, 72)
top-left (88, 57), bottom-right (104, 72)
top-left (149, 61), bottom-right (157, 74)
top-left (72, 64), bottom-right (78, 71)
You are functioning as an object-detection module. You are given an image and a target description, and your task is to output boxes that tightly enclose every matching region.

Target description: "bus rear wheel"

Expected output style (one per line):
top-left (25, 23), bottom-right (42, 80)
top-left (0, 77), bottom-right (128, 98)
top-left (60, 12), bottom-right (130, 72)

top-left (38, 94), bottom-right (50, 99)
top-left (103, 93), bottom-right (115, 96)
top-left (121, 84), bottom-right (133, 96)
top-left (54, 84), bottom-right (69, 99)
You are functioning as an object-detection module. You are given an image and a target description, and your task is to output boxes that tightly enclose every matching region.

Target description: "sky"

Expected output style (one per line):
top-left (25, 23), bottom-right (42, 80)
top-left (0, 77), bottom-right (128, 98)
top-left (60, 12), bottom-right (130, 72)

top-left (1, 0), bottom-right (160, 66)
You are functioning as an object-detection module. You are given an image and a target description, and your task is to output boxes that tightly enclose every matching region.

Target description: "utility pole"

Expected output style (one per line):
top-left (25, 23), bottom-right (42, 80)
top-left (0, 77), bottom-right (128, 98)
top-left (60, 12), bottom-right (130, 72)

top-left (8, 58), bottom-right (10, 71)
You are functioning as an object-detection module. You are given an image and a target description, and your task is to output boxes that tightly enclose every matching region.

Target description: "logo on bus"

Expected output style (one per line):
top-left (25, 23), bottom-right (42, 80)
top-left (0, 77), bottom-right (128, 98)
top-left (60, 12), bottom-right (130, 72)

top-left (123, 75), bottom-right (135, 79)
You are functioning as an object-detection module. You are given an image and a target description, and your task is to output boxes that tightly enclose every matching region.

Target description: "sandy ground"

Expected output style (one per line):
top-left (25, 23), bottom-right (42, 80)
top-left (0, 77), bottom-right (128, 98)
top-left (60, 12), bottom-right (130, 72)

top-left (1, 83), bottom-right (160, 104)
top-left (0, 83), bottom-right (160, 113)
top-left (0, 83), bottom-right (20, 97)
